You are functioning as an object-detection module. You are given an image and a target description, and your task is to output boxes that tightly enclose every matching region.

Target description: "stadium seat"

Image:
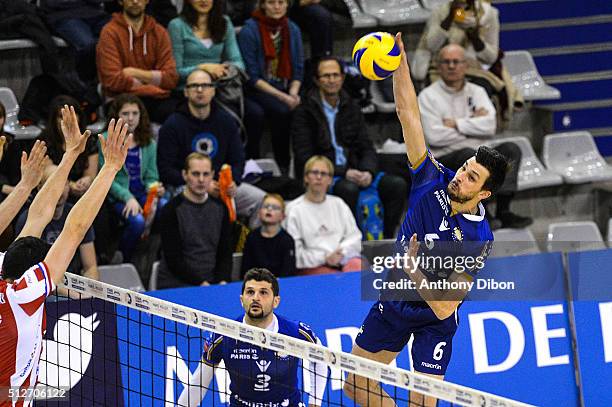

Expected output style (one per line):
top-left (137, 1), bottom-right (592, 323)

top-left (546, 221), bottom-right (606, 253)
top-left (487, 136), bottom-right (563, 190)
top-left (608, 218), bottom-right (612, 246)
top-left (370, 81), bottom-right (395, 114)
top-left (503, 50), bottom-right (561, 101)
top-left (149, 261), bottom-right (160, 291)
top-left (542, 131), bottom-right (612, 184)
top-left (231, 253), bottom-right (243, 282)
top-left (0, 37), bottom-right (67, 51)
top-left (357, 0), bottom-right (431, 25)
top-left (342, 0), bottom-right (378, 28)
top-left (420, 0), bottom-right (448, 10)
top-left (491, 228), bottom-right (540, 257)
top-left (0, 87), bottom-right (41, 139)
top-left (98, 263), bottom-right (145, 292)
top-left (254, 158), bottom-right (282, 177)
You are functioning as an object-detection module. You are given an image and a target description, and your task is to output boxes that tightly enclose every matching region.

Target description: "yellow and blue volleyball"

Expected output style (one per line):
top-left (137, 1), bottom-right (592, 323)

top-left (352, 32), bottom-right (401, 81)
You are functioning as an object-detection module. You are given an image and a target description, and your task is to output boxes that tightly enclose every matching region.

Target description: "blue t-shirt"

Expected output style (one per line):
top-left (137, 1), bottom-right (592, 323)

top-left (397, 151), bottom-right (493, 279)
top-left (204, 314), bottom-right (317, 407)
top-left (125, 147), bottom-right (145, 197)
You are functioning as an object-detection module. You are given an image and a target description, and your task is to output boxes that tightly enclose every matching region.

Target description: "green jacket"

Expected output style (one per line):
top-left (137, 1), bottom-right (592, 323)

top-left (99, 133), bottom-right (160, 203)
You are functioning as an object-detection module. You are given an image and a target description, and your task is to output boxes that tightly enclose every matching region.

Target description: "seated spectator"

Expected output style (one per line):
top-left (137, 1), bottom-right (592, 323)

top-left (15, 165), bottom-right (99, 297)
top-left (292, 56), bottom-right (407, 238)
top-left (168, 0), bottom-right (245, 88)
top-left (39, 95), bottom-right (98, 202)
top-left (97, 0), bottom-right (180, 123)
top-left (284, 156), bottom-right (362, 275)
top-left (237, 0), bottom-right (304, 168)
top-left (418, 44), bottom-right (531, 229)
top-left (289, 0), bottom-right (333, 58)
top-left (158, 69), bottom-right (265, 226)
top-left (158, 152), bottom-right (232, 288)
top-left (413, 0), bottom-right (522, 123)
top-left (241, 193), bottom-right (295, 278)
top-left (100, 94), bottom-right (167, 261)
top-left (40, 0), bottom-right (111, 81)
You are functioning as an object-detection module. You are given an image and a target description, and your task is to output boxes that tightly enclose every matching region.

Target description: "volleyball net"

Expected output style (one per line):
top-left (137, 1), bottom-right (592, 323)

top-left (29, 273), bottom-right (533, 407)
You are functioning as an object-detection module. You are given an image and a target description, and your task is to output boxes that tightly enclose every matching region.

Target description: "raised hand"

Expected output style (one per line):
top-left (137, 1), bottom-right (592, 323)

top-left (393, 33), bottom-right (412, 121)
top-left (99, 118), bottom-right (131, 173)
top-left (0, 135), bottom-right (6, 162)
top-left (60, 105), bottom-right (91, 156)
top-left (20, 140), bottom-right (48, 190)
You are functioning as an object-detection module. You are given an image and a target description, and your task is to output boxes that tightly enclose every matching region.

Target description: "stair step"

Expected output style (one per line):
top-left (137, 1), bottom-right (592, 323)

top-left (495, 0), bottom-right (612, 24)
top-left (501, 20), bottom-right (612, 50)
top-left (545, 103), bottom-right (612, 132)
top-left (535, 79), bottom-right (612, 105)
top-left (531, 48), bottom-right (612, 76)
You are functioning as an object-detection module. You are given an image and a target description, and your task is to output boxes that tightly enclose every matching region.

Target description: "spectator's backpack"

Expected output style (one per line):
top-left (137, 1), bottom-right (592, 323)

top-left (357, 172), bottom-right (385, 241)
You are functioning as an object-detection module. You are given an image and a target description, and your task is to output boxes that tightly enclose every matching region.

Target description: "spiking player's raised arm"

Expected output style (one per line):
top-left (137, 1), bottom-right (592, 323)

top-left (392, 32), bottom-right (428, 166)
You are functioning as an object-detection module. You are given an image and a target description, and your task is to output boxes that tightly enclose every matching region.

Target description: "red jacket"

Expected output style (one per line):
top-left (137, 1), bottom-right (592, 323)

top-left (97, 13), bottom-right (178, 98)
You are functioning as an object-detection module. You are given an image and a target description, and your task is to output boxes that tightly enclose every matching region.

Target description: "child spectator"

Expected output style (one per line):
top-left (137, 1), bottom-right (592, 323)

top-left (241, 193), bottom-right (296, 278)
top-left (100, 94), bottom-right (167, 261)
top-left (284, 155), bottom-right (362, 275)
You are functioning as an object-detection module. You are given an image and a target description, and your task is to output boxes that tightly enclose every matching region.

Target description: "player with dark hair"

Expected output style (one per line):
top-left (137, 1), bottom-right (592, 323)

top-left (178, 268), bottom-right (328, 407)
top-left (0, 112), bottom-right (130, 406)
top-left (344, 33), bottom-right (507, 407)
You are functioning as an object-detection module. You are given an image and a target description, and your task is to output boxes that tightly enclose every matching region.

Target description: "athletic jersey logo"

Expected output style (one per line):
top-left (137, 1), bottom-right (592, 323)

top-left (254, 360), bottom-right (272, 392)
top-left (192, 132), bottom-right (219, 157)
top-left (439, 218), bottom-right (450, 232)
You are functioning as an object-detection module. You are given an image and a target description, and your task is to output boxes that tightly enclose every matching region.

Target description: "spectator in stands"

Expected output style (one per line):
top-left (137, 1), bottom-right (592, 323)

top-left (39, 96), bottom-right (98, 202)
top-left (40, 0), bottom-right (111, 82)
top-left (158, 69), bottom-right (265, 226)
top-left (158, 152), bottom-right (232, 288)
top-left (284, 156), bottom-right (362, 275)
top-left (418, 44), bottom-right (531, 229)
top-left (292, 56), bottom-right (407, 238)
top-left (241, 193), bottom-right (295, 278)
top-left (15, 165), bottom-right (99, 297)
top-left (413, 0), bottom-right (522, 123)
top-left (168, 0), bottom-right (244, 88)
top-left (237, 0), bottom-right (304, 169)
top-left (97, 0), bottom-right (180, 123)
top-left (101, 94), bottom-right (167, 261)
top-left (289, 0), bottom-right (333, 58)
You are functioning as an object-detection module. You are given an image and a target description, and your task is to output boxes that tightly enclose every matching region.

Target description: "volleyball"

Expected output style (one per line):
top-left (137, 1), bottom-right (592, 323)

top-left (352, 32), bottom-right (401, 81)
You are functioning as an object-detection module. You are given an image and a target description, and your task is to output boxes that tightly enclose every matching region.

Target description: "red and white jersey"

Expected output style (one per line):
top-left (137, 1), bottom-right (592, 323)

top-left (0, 261), bottom-right (55, 407)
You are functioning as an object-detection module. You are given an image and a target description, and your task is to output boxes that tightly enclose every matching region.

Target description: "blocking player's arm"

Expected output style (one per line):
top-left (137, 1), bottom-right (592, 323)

top-left (0, 140), bottom-right (47, 235)
top-left (393, 32), bottom-right (427, 166)
top-left (404, 234), bottom-right (469, 320)
top-left (44, 119), bottom-right (130, 286)
top-left (18, 106), bottom-right (92, 239)
top-left (177, 336), bottom-right (223, 407)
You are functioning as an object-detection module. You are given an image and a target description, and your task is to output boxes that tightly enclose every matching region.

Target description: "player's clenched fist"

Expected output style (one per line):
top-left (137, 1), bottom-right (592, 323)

top-left (99, 118), bottom-right (131, 172)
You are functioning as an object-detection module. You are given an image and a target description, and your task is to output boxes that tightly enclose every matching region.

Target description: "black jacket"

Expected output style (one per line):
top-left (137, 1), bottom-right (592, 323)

top-left (291, 89), bottom-right (377, 179)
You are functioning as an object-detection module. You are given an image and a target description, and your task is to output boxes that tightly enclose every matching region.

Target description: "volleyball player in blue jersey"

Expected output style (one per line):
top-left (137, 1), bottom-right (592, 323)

top-left (343, 33), bottom-right (509, 407)
top-left (178, 268), bottom-right (328, 407)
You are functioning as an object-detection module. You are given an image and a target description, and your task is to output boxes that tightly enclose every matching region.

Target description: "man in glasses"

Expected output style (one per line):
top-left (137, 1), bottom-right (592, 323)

top-left (291, 56), bottom-right (407, 238)
top-left (157, 152), bottom-right (232, 288)
top-left (418, 44), bottom-right (530, 228)
top-left (158, 69), bottom-right (265, 227)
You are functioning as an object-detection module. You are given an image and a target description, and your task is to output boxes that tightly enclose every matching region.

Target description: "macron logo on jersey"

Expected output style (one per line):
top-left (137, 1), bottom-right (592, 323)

top-left (439, 218), bottom-right (450, 232)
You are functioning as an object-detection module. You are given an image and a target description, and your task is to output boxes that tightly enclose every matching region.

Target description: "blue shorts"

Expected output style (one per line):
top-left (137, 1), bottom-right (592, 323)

top-left (354, 301), bottom-right (458, 375)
